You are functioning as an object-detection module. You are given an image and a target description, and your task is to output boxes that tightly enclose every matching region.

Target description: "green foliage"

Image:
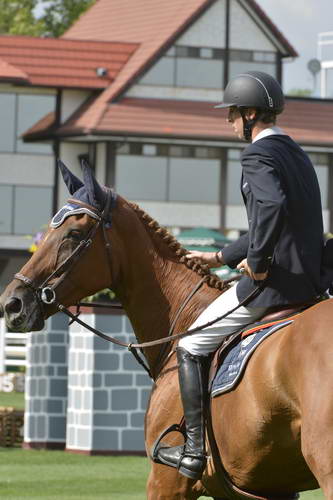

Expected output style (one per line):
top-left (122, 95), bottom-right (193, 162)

top-left (85, 288), bottom-right (116, 303)
top-left (287, 88), bottom-right (313, 97)
top-left (0, 0), bottom-right (44, 36)
top-left (0, 0), bottom-right (95, 38)
top-left (41, 0), bottom-right (95, 37)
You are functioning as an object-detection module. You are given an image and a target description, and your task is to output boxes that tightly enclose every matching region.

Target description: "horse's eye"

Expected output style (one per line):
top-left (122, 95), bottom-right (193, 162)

top-left (67, 230), bottom-right (82, 241)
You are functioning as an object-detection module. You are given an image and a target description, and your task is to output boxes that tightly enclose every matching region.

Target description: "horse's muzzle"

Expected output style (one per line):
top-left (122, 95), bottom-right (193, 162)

top-left (0, 286), bottom-right (44, 332)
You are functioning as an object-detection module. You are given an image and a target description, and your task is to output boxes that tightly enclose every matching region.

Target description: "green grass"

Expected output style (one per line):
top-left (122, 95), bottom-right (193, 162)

top-left (0, 448), bottom-right (325, 499)
top-left (0, 449), bottom-right (150, 499)
top-left (301, 491), bottom-right (324, 500)
top-left (0, 392), bottom-right (25, 409)
top-left (0, 392), bottom-right (326, 499)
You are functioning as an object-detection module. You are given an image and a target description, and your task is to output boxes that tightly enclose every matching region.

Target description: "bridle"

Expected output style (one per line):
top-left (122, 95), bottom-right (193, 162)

top-left (15, 189), bottom-right (116, 310)
top-left (14, 189), bottom-right (262, 380)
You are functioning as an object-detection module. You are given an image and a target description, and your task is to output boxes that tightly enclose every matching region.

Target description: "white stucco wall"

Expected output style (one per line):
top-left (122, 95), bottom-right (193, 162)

top-left (95, 142), bottom-right (107, 186)
top-left (126, 85), bottom-right (223, 102)
top-left (133, 201), bottom-right (220, 228)
top-left (177, 0), bottom-right (226, 48)
top-left (230, 1), bottom-right (276, 51)
top-left (0, 153), bottom-right (54, 186)
top-left (60, 89), bottom-right (91, 123)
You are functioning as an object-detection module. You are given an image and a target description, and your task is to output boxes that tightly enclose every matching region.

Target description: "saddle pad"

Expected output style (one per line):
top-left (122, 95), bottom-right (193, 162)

top-left (211, 320), bottom-right (293, 398)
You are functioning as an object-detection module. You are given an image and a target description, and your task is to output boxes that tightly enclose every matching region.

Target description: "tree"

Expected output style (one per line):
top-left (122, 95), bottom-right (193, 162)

top-left (0, 0), bottom-right (95, 38)
top-left (0, 0), bottom-right (45, 36)
top-left (287, 88), bottom-right (313, 97)
top-left (41, 0), bottom-right (95, 37)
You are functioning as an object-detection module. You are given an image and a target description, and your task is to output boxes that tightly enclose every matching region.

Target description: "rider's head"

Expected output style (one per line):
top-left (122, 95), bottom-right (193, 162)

top-left (216, 71), bottom-right (285, 142)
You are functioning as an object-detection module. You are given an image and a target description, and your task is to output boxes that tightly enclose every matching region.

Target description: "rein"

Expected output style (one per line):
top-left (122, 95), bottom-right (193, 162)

top-left (58, 282), bottom-right (262, 350)
top-left (14, 191), bottom-right (262, 379)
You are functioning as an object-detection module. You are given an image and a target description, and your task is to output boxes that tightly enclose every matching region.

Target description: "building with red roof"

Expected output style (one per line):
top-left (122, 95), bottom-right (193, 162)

top-left (0, 0), bottom-right (333, 289)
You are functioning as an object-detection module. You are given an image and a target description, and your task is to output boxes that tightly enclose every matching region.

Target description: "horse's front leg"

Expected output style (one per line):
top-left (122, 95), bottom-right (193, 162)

top-left (147, 463), bottom-right (203, 500)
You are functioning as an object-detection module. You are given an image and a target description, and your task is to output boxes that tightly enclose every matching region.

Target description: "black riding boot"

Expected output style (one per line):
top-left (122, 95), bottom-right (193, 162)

top-left (154, 347), bottom-right (208, 480)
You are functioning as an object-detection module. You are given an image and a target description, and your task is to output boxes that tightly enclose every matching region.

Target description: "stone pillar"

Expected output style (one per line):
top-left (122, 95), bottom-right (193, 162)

top-left (66, 307), bottom-right (152, 455)
top-left (23, 313), bottom-right (69, 449)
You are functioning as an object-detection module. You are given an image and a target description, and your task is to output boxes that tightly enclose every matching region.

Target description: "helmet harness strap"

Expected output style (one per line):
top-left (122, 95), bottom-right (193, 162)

top-left (239, 108), bottom-right (264, 142)
top-left (240, 108), bottom-right (255, 142)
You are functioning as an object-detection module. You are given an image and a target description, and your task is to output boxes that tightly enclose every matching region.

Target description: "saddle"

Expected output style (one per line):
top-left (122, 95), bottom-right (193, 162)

top-left (209, 299), bottom-right (320, 390)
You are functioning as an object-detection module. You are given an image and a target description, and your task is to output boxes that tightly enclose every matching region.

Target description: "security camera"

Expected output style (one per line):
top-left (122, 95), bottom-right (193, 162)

top-left (96, 67), bottom-right (108, 77)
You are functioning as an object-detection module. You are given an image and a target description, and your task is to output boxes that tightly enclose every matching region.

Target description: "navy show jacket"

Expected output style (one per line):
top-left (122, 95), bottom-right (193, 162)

top-left (222, 134), bottom-right (327, 308)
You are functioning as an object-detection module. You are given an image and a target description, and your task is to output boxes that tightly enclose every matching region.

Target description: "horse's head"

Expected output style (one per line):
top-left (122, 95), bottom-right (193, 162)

top-left (0, 160), bottom-right (118, 332)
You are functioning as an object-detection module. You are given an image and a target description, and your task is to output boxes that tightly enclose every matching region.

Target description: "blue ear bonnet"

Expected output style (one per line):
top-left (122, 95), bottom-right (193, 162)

top-left (51, 202), bottom-right (100, 228)
top-left (56, 159), bottom-right (117, 228)
top-left (70, 185), bottom-right (98, 208)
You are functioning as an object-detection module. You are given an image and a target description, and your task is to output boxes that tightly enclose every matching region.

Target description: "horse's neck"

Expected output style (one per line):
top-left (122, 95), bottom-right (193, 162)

top-left (113, 207), bottom-right (221, 369)
top-left (120, 256), bottom-right (219, 371)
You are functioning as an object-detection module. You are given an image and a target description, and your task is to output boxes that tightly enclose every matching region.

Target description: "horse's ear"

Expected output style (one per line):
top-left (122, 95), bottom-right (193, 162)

top-left (58, 159), bottom-right (84, 195)
top-left (81, 159), bottom-right (106, 210)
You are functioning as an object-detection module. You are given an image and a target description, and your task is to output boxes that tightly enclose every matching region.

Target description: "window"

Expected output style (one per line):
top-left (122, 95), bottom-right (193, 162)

top-left (0, 184), bottom-right (52, 235)
top-left (309, 153), bottom-right (329, 210)
top-left (0, 92), bottom-right (55, 154)
top-left (169, 158), bottom-right (220, 203)
top-left (116, 156), bottom-right (168, 201)
top-left (176, 57), bottom-right (224, 89)
top-left (139, 45), bottom-right (278, 89)
top-left (115, 142), bottom-right (222, 204)
top-left (0, 94), bottom-right (16, 153)
top-left (227, 149), bottom-right (243, 205)
top-left (0, 185), bottom-right (13, 233)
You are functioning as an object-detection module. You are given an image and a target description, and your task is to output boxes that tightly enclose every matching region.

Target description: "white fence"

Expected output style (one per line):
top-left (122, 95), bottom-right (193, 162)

top-left (0, 318), bottom-right (27, 373)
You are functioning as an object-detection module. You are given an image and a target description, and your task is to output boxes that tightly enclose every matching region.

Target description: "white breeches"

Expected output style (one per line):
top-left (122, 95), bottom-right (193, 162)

top-left (179, 283), bottom-right (268, 356)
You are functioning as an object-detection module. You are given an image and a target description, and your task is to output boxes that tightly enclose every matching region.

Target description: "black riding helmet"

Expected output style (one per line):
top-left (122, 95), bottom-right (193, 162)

top-left (216, 71), bottom-right (285, 141)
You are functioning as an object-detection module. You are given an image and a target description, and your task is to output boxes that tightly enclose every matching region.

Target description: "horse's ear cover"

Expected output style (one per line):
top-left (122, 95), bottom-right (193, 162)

top-left (58, 159), bottom-right (84, 195)
top-left (81, 159), bottom-right (106, 211)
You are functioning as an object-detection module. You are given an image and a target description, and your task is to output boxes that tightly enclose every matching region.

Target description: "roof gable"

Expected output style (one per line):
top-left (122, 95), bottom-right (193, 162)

top-left (61, 0), bottom-right (297, 131)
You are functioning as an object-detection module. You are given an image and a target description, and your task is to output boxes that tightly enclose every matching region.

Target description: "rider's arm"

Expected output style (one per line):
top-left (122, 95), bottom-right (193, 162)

top-left (221, 232), bottom-right (249, 269)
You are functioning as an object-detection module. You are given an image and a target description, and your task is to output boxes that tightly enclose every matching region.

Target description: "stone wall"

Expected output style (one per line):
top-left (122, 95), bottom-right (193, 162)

top-left (23, 307), bottom-right (153, 454)
top-left (24, 313), bottom-right (69, 449)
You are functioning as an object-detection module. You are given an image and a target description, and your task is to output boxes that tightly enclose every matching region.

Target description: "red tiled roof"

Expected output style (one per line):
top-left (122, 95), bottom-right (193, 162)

top-left (0, 35), bottom-right (138, 89)
top-left (0, 58), bottom-right (29, 82)
top-left (24, 97), bottom-right (333, 147)
top-left (61, 0), bottom-right (297, 132)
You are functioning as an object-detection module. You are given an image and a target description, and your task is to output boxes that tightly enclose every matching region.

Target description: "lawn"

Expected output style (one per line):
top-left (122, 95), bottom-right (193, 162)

top-left (0, 449), bottom-right (150, 499)
top-left (0, 392), bottom-right (325, 499)
top-left (0, 448), bottom-right (325, 499)
top-left (0, 391), bottom-right (25, 409)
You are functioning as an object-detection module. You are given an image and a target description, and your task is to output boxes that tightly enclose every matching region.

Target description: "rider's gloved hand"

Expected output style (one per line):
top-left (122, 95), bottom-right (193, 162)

top-left (186, 251), bottom-right (225, 269)
top-left (237, 258), bottom-right (268, 281)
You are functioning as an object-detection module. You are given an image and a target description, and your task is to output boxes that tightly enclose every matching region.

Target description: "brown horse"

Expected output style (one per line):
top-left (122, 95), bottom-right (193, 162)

top-left (0, 163), bottom-right (331, 499)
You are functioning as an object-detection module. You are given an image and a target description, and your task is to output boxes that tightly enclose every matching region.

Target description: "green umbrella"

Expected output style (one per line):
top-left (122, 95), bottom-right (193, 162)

top-left (177, 227), bottom-right (231, 251)
top-left (177, 227), bottom-right (237, 279)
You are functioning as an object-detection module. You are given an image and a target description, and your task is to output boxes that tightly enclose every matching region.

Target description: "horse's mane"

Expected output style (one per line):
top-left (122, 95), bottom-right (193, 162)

top-left (130, 203), bottom-right (226, 292)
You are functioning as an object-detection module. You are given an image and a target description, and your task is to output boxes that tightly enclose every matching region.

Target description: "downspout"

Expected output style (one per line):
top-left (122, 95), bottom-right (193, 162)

top-left (224, 0), bottom-right (230, 88)
top-left (52, 89), bottom-right (62, 214)
top-left (220, 0), bottom-right (231, 233)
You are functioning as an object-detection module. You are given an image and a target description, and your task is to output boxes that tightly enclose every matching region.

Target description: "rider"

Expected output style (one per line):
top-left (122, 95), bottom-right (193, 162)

top-left (154, 71), bottom-right (327, 480)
